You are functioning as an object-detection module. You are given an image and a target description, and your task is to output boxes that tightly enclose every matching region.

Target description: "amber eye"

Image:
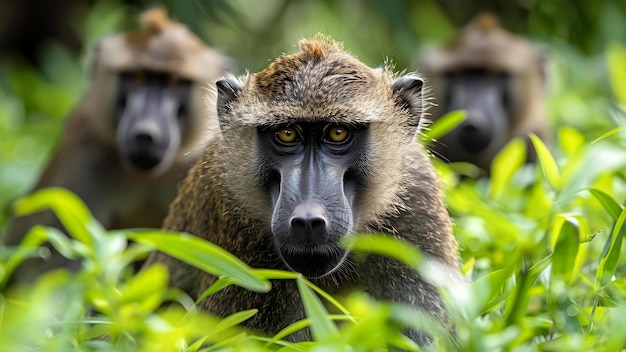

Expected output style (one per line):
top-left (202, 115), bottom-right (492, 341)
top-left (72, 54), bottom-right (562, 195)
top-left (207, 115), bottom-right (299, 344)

top-left (327, 125), bottom-right (349, 143)
top-left (275, 127), bottom-right (298, 144)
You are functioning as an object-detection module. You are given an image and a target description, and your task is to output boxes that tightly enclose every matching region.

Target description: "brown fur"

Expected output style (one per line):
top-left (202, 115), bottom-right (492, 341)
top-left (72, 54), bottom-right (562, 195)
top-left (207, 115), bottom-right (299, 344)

top-left (146, 38), bottom-right (459, 345)
top-left (3, 8), bottom-right (231, 280)
top-left (420, 12), bottom-right (548, 170)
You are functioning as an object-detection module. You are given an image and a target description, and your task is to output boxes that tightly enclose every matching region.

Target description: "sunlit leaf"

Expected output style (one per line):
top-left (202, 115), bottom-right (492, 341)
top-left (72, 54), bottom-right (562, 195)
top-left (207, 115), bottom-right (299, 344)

top-left (130, 231), bottom-right (270, 293)
top-left (420, 110), bottom-right (466, 143)
top-left (296, 276), bottom-right (338, 341)
top-left (0, 225), bottom-right (48, 286)
top-left (595, 205), bottom-right (626, 291)
top-left (524, 181), bottom-right (552, 220)
top-left (589, 188), bottom-right (623, 221)
top-left (551, 217), bottom-right (580, 284)
top-left (559, 126), bottom-right (586, 156)
top-left (607, 42), bottom-right (626, 106)
top-left (12, 187), bottom-right (103, 247)
top-left (489, 138), bottom-right (527, 199)
top-left (342, 234), bottom-right (422, 269)
top-left (214, 309), bottom-right (258, 331)
top-left (591, 126), bottom-right (626, 144)
top-left (119, 264), bottom-right (168, 312)
top-left (530, 134), bottom-right (561, 190)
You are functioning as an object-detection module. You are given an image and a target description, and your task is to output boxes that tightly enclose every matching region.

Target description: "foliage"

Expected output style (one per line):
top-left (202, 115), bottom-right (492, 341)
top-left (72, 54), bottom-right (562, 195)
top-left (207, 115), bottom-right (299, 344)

top-left (1, 0), bottom-right (626, 351)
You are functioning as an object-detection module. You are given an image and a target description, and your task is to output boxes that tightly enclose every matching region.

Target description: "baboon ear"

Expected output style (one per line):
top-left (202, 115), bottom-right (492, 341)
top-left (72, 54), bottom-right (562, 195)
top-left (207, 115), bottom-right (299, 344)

top-left (392, 75), bottom-right (424, 131)
top-left (216, 77), bottom-right (243, 117)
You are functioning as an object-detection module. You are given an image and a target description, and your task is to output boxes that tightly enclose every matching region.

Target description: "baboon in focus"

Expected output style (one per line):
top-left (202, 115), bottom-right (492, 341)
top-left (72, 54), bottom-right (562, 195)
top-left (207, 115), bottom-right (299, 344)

top-left (419, 13), bottom-right (548, 172)
top-left (145, 38), bottom-right (459, 345)
top-left (3, 8), bottom-right (231, 280)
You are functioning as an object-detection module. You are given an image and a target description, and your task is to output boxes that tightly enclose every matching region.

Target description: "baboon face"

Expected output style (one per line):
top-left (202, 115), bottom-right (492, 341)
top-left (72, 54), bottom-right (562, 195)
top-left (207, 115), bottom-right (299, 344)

top-left (430, 67), bottom-right (513, 166)
top-left (114, 70), bottom-right (192, 174)
top-left (215, 40), bottom-right (424, 279)
top-left (421, 13), bottom-right (546, 170)
top-left (257, 122), bottom-right (369, 278)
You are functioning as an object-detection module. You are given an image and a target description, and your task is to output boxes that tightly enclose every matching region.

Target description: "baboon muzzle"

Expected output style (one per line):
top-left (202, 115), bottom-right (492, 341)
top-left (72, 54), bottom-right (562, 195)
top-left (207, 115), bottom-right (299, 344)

top-left (271, 149), bottom-right (352, 279)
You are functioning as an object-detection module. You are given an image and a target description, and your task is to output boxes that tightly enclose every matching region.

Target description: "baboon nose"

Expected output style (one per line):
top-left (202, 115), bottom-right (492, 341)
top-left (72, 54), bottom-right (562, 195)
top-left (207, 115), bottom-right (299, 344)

top-left (130, 119), bottom-right (163, 146)
top-left (290, 202), bottom-right (328, 241)
top-left (459, 122), bottom-right (492, 152)
top-left (134, 132), bottom-right (155, 144)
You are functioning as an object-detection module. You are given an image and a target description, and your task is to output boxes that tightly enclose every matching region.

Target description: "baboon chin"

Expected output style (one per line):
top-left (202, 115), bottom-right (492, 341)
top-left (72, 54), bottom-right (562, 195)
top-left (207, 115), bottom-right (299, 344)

top-left (146, 37), bottom-right (459, 346)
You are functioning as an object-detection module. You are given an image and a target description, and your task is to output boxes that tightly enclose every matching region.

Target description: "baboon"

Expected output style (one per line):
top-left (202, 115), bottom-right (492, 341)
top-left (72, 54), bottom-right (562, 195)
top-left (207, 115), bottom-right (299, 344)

top-left (419, 13), bottom-right (548, 172)
top-left (145, 38), bottom-right (459, 345)
top-left (3, 8), bottom-right (231, 279)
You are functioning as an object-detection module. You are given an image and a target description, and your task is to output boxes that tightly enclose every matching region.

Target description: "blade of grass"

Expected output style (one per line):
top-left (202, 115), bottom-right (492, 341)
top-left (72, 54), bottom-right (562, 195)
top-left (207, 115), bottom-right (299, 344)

top-left (589, 188), bottom-right (623, 221)
top-left (530, 134), bottom-right (561, 190)
top-left (296, 275), bottom-right (338, 341)
top-left (595, 205), bottom-right (626, 291)
top-left (551, 217), bottom-right (580, 284)
top-left (130, 231), bottom-right (270, 293)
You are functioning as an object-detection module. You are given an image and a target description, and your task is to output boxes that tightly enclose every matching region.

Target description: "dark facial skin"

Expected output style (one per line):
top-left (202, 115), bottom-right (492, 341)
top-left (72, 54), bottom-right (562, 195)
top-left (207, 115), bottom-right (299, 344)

top-left (430, 68), bottom-right (512, 168)
top-left (115, 70), bottom-right (192, 172)
top-left (257, 122), bottom-right (369, 278)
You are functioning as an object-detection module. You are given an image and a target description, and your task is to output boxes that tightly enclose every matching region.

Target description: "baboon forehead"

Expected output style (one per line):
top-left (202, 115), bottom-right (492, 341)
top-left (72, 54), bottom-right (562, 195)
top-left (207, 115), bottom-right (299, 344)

top-left (125, 8), bottom-right (206, 57)
top-left (97, 7), bottom-right (220, 81)
top-left (432, 17), bottom-right (540, 74)
top-left (252, 39), bottom-right (385, 101)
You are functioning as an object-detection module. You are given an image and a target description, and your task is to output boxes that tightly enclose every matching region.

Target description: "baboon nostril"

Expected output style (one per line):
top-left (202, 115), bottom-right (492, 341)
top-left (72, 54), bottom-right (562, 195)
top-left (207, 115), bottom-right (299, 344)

top-left (289, 202), bottom-right (328, 241)
top-left (310, 218), bottom-right (326, 237)
top-left (459, 123), bottom-right (491, 152)
top-left (291, 217), bottom-right (307, 233)
top-left (134, 132), bottom-right (154, 144)
top-left (290, 217), bottom-right (326, 235)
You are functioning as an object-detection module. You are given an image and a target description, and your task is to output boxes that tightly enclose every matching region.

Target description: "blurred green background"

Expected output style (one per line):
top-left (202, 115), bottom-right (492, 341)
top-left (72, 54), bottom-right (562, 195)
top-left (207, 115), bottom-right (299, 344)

top-left (0, 0), bottom-right (625, 229)
top-left (1, 1), bottom-right (626, 349)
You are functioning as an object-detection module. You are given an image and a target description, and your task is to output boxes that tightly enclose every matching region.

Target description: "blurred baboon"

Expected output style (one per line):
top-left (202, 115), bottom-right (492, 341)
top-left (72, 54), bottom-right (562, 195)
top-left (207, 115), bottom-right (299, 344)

top-left (419, 13), bottom-right (548, 172)
top-left (3, 8), bottom-right (231, 279)
top-left (145, 38), bottom-right (459, 345)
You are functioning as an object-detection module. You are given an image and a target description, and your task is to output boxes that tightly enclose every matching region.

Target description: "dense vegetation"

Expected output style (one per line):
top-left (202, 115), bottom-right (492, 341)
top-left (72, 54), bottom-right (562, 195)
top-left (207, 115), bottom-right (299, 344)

top-left (1, 1), bottom-right (625, 350)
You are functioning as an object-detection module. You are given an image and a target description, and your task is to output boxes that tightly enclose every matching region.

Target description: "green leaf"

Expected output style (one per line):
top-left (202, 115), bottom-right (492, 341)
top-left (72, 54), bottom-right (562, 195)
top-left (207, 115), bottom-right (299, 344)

top-left (607, 42), bottom-right (626, 106)
top-left (595, 205), bottom-right (626, 291)
top-left (559, 126), bottom-right (586, 156)
top-left (420, 110), bottom-right (466, 143)
top-left (551, 217), bottom-right (580, 284)
top-left (254, 269), bottom-right (353, 318)
top-left (504, 256), bottom-right (552, 325)
top-left (342, 234), bottom-right (422, 269)
top-left (197, 278), bottom-right (238, 301)
top-left (296, 275), bottom-right (338, 341)
top-left (591, 126), bottom-right (626, 144)
top-left (472, 267), bottom-right (515, 316)
top-left (0, 225), bottom-right (48, 286)
top-left (130, 231), bottom-right (270, 293)
top-left (269, 319), bottom-right (313, 347)
top-left (489, 138), bottom-right (527, 199)
top-left (12, 187), bottom-right (103, 247)
top-left (119, 264), bottom-right (168, 312)
top-left (530, 134), bottom-right (561, 190)
top-left (589, 188), bottom-right (623, 221)
top-left (214, 309), bottom-right (258, 330)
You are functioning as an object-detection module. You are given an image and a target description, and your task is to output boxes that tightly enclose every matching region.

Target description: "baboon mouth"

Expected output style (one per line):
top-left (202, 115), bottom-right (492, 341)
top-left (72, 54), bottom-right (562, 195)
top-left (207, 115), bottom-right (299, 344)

top-left (279, 247), bottom-right (347, 279)
top-left (126, 150), bottom-right (164, 171)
